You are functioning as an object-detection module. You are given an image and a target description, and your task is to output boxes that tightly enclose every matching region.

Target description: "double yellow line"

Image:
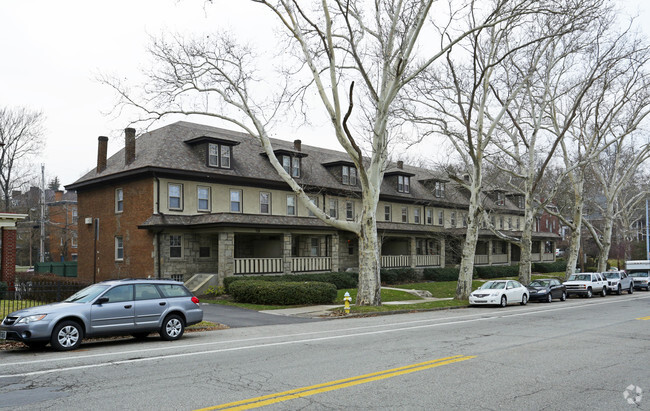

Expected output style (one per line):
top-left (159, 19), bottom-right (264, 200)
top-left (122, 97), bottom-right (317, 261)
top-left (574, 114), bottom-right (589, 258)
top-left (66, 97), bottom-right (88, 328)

top-left (637, 316), bottom-right (650, 320)
top-left (197, 355), bottom-right (475, 411)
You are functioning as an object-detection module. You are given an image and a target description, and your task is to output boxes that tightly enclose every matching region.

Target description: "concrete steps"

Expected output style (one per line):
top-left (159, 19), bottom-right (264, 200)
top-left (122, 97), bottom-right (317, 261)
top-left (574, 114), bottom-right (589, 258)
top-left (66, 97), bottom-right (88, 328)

top-left (185, 273), bottom-right (218, 295)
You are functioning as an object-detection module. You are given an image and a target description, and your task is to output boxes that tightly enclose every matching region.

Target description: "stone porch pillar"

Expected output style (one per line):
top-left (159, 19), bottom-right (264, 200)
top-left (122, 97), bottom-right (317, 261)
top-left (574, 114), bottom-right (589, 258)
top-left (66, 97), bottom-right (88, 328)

top-left (331, 233), bottom-right (339, 272)
top-left (488, 240), bottom-right (493, 265)
top-left (217, 232), bottom-right (235, 286)
top-left (440, 238), bottom-right (446, 268)
top-left (410, 237), bottom-right (417, 269)
top-left (283, 232), bottom-right (292, 274)
top-left (507, 242), bottom-right (512, 265)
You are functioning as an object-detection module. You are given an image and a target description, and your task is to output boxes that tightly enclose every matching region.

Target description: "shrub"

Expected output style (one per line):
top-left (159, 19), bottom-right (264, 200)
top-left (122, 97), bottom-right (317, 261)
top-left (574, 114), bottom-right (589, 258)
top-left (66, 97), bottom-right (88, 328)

top-left (474, 265), bottom-right (519, 279)
top-left (380, 268), bottom-right (418, 285)
top-left (224, 272), bottom-right (357, 293)
top-left (205, 286), bottom-right (226, 297)
top-left (532, 260), bottom-right (567, 273)
top-left (0, 281), bottom-right (7, 299)
top-left (422, 268), bottom-right (460, 281)
top-left (229, 280), bottom-right (337, 305)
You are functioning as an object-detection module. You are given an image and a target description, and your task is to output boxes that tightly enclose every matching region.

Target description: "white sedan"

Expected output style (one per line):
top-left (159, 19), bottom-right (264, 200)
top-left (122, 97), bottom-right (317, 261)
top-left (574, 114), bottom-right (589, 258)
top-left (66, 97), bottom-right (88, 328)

top-left (469, 280), bottom-right (529, 307)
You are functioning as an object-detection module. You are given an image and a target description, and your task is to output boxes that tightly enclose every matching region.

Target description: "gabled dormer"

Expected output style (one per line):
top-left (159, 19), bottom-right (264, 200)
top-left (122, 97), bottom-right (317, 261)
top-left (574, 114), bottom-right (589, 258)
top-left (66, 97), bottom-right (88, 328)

top-left (506, 193), bottom-right (525, 209)
top-left (270, 144), bottom-right (308, 178)
top-left (184, 135), bottom-right (241, 169)
top-left (322, 159), bottom-right (358, 187)
top-left (419, 177), bottom-right (449, 198)
top-left (486, 189), bottom-right (507, 206)
top-left (385, 161), bottom-right (415, 194)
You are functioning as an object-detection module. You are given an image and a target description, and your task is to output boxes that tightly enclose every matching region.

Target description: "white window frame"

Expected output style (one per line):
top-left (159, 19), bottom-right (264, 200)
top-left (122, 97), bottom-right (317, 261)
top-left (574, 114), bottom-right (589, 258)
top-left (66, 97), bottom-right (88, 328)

top-left (260, 192), bottom-right (271, 214)
top-left (169, 234), bottom-right (182, 259)
top-left (208, 143), bottom-right (219, 167)
top-left (197, 186), bottom-right (210, 212)
top-left (426, 209), bottom-right (432, 225)
top-left (115, 188), bottom-right (124, 213)
top-left (329, 198), bottom-right (338, 219)
top-left (291, 156), bottom-right (300, 177)
top-left (287, 194), bottom-right (296, 216)
top-left (308, 196), bottom-right (319, 217)
top-left (350, 167), bottom-right (357, 185)
top-left (438, 210), bottom-right (444, 226)
top-left (414, 208), bottom-right (420, 224)
top-left (434, 182), bottom-right (445, 198)
top-left (115, 236), bottom-right (124, 261)
top-left (450, 211), bottom-right (456, 227)
top-left (384, 205), bottom-right (391, 222)
top-left (342, 166), bottom-right (350, 185)
top-left (401, 207), bottom-right (408, 223)
top-left (282, 155), bottom-right (291, 174)
top-left (230, 189), bottom-right (242, 213)
top-left (220, 145), bottom-right (231, 168)
top-left (346, 201), bottom-right (354, 220)
top-left (168, 183), bottom-right (183, 211)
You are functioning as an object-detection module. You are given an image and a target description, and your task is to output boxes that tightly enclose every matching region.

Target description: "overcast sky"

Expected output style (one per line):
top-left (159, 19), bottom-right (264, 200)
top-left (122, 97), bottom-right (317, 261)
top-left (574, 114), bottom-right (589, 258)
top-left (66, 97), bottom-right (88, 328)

top-left (1, 0), bottom-right (649, 190)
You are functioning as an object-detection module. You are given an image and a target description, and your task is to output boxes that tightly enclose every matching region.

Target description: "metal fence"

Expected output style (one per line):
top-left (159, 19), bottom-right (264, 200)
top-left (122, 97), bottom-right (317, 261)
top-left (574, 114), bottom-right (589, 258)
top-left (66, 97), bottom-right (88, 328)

top-left (0, 281), bottom-right (90, 317)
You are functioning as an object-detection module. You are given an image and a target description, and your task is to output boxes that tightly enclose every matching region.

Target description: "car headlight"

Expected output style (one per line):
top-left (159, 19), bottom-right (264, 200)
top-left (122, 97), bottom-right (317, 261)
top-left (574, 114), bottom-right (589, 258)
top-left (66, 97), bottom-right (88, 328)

top-left (16, 314), bottom-right (47, 324)
top-left (490, 292), bottom-right (500, 297)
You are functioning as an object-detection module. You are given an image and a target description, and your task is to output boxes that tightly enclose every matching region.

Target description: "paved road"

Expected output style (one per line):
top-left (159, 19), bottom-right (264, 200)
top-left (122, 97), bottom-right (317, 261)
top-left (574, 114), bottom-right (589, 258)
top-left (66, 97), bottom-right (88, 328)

top-left (200, 303), bottom-right (326, 327)
top-left (1, 292), bottom-right (650, 410)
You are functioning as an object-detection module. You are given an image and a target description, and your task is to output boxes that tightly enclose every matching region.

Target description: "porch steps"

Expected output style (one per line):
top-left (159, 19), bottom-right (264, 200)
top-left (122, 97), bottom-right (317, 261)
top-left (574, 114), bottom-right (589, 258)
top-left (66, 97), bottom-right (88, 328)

top-left (185, 273), bottom-right (219, 295)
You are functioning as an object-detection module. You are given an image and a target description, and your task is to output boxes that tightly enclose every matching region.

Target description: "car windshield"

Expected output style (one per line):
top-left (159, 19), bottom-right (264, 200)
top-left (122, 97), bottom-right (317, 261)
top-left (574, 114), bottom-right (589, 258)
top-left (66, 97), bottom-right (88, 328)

top-left (568, 274), bottom-right (591, 281)
top-left (629, 272), bottom-right (649, 278)
top-left (529, 280), bottom-right (549, 287)
top-left (64, 284), bottom-right (110, 303)
top-left (479, 281), bottom-right (506, 290)
top-left (604, 272), bottom-right (621, 279)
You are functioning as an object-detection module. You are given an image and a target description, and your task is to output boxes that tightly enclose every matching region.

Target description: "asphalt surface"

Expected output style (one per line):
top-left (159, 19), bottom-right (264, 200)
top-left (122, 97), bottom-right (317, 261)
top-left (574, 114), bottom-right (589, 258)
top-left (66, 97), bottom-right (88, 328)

top-left (200, 303), bottom-right (326, 327)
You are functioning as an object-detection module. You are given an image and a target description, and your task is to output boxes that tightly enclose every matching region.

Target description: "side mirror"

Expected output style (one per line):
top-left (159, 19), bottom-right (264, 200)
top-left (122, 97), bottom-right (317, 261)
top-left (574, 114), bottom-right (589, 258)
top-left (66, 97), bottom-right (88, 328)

top-left (95, 297), bottom-right (109, 305)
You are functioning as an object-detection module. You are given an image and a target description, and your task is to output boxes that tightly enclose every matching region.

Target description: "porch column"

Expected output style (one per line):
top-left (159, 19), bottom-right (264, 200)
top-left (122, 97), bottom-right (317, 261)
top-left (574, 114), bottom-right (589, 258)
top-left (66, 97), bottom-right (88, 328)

top-left (507, 242), bottom-right (512, 265)
top-left (283, 232), bottom-right (292, 274)
top-left (331, 233), bottom-right (339, 272)
top-left (440, 238), bottom-right (446, 268)
top-left (1, 227), bottom-right (17, 288)
top-left (488, 240), bottom-right (493, 265)
top-left (410, 237), bottom-right (417, 268)
top-left (217, 232), bottom-right (235, 286)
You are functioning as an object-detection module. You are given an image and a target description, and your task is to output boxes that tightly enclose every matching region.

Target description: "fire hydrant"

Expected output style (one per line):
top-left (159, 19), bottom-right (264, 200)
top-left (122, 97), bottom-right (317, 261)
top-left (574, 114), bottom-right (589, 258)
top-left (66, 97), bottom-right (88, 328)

top-left (343, 292), bottom-right (352, 314)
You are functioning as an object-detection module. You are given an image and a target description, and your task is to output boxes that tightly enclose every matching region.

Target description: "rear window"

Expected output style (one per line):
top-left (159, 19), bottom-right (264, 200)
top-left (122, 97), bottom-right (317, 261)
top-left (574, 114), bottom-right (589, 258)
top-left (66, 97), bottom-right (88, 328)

top-left (156, 284), bottom-right (191, 298)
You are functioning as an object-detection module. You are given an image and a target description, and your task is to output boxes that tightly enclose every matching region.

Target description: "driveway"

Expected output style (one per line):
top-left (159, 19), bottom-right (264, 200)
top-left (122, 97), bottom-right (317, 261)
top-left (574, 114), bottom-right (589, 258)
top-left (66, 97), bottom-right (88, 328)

top-left (200, 303), bottom-right (326, 328)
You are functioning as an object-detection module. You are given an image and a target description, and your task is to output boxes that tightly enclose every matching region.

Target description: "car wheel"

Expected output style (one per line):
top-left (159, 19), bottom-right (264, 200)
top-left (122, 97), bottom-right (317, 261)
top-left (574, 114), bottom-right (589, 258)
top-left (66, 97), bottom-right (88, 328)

top-left (546, 293), bottom-right (553, 303)
top-left (601, 287), bottom-right (607, 297)
top-left (500, 295), bottom-right (507, 307)
top-left (132, 332), bottom-right (150, 339)
top-left (629, 285), bottom-right (634, 294)
top-left (616, 285), bottom-right (621, 295)
top-left (160, 314), bottom-right (184, 341)
top-left (50, 320), bottom-right (83, 351)
top-left (520, 294), bottom-right (528, 306)
top-left (560, 291), bottom-right (567, 301)
top-left (586, 288), bottom-right (592, 298)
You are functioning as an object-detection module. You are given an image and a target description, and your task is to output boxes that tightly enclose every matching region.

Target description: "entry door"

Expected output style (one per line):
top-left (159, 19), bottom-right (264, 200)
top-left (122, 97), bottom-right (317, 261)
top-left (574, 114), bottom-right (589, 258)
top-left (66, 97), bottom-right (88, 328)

top-left (90, 285), bottom-right (135, 334)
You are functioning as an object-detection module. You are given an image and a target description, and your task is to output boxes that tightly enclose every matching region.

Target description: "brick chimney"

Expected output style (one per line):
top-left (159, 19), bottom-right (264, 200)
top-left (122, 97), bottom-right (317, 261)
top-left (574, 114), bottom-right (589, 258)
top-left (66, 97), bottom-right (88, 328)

top-left (125, 127), bottom-right (136, 165)
top-left (397, 160), bottom-right (403, 169)
top-left (97, 136), bottom-right (108, 173)
top-left (54, 190), bottom-right (63, 202)
top-left (294, 139), bottom-right (302, 152)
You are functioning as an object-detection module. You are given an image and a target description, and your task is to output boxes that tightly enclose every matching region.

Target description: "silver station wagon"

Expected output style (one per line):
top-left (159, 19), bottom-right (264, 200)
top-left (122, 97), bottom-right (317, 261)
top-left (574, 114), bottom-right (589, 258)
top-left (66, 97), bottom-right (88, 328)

top-left (0, 278), bottom-right (203, 351)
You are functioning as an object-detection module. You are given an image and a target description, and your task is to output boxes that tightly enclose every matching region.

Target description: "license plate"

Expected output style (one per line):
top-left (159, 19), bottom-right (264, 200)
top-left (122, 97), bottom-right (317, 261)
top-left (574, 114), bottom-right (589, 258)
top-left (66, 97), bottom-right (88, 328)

top-left (0, 331), bottom-right (6, 340)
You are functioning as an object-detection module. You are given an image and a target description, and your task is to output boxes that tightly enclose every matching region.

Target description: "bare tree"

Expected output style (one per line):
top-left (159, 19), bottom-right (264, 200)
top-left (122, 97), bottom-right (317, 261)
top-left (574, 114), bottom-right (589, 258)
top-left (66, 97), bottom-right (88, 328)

top-left (103, 0), bottom-right (528, 305)
top-left (0, 107), bottom-right (45, 212)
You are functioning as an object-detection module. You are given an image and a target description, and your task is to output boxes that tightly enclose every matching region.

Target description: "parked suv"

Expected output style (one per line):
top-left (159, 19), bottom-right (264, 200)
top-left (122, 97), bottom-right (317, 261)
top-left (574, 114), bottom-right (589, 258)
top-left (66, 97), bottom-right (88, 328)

top-left (564, 272), bottom-right (607, 298)
top-left (603, 271), bottom-right (634, 295)
top-left (0, 278), bottom-right (203, 351)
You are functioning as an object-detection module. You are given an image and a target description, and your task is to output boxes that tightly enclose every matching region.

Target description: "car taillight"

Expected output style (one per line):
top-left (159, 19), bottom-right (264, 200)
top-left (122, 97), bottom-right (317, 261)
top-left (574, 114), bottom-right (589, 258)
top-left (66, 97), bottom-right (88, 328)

top-left (191, 296), bottom-right (200, 304)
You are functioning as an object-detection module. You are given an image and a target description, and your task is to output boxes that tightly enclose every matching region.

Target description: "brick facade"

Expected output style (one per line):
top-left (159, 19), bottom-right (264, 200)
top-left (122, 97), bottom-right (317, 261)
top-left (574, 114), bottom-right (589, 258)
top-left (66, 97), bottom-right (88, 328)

top-left (1, 227), bottom-right (17, 287)
top-left (77, 178), bottom-right (155, 283)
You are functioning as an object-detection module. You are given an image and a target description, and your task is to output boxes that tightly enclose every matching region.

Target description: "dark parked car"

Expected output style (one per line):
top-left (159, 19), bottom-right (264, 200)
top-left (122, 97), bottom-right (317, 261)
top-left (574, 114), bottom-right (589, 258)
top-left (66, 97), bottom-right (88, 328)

top-left (527, 278), bottom-right (567, 302)
top-left (0, 278), bottom-right (203, 351)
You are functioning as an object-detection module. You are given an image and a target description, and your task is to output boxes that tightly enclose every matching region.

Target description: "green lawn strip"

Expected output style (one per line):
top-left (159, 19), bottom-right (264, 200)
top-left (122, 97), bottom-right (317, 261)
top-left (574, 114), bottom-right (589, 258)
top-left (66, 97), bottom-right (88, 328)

top-left (339, 298), bottom-right (469, 313)
top-left (336, 287), bottom-right (423, 303)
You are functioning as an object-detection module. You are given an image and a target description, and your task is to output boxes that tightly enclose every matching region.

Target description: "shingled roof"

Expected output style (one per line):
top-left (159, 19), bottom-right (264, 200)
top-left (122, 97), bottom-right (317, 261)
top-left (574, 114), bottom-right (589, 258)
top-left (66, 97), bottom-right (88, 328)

top-left (67, 121), bottom-right (523, 212)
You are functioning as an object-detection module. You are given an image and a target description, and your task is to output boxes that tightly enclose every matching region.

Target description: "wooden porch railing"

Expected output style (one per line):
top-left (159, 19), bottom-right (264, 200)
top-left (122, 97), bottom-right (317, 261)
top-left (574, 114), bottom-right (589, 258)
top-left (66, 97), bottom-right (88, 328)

top-left (492, 254), bottom-right (508, 264)
top-left (474, 255), bottom-right (489, 265)
top-left (414, 255), bottom-right (440, 267)
top-left (292, 257), bottom-right (332, 272)
top-left (542, 253), bottom-right (554, 261)
top-left (234, 258), bottom-right (283, 274)
top-left (381, 255), bottom-right (411, 268)
top-left (531, 253), bottom-right (541, 261)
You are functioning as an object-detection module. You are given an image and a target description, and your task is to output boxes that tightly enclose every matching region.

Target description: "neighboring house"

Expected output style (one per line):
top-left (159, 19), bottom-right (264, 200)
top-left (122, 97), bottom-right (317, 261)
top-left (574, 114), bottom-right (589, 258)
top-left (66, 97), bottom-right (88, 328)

top-left (47, 190), bottom-right (78, 262)
top-left (0, 213), bottom-right (27, 288)
top-left (66, 122), bottom-right (559, 284)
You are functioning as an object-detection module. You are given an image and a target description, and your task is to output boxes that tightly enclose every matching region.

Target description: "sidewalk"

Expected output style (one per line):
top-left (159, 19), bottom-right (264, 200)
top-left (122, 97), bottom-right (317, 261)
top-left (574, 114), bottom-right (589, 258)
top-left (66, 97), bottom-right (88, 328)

top-left (259, 288), bottom-right (454, 318)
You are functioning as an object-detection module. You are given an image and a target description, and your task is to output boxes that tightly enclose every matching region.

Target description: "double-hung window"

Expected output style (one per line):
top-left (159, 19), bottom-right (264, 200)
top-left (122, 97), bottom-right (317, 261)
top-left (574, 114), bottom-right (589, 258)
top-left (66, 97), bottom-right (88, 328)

top-left (342, 166), bottom-right (357, 185)
top-left (308, 196), bottom-right (319, 217)
top-left (282, 156), bottom-right (292, 174)
top-left (221, 145), bottom-right (231, 168)
top-left (197, 186), bottom-right (210, 212)
top-left (115, 236), bottom-right (124, 261)
top-left (434, 182), bottom-right (445, 198)
top-left (414, 208), bottom-right (421, 224)
top-left (450, 212), bottom-right (456, 227)
top-left (384, 205), bottom-right (391, 222)
top-left (329, 199), bottom-right (338, 219)
top-left (438, 210), bottom-right (444, 225)
top-left (401, 207), bottom-right (408, 223)
top-left (208, 143), bottom-right (232, 169)
top-left (287, 195), bottom-right (296, 216)
top-left (170, 235), bottom-right (182, 258)
top-left (426, 209), bottom-right (432, 225)
top-left (116, 188), bottom-right (124, 213)
top-left (260, 192), bottom-right (271, 214)
top-left (168, 183), bottom-right (182, 210)
top-left (292, 157), bottom-right (300, 177)
top-left (346, 201), bottom-right (354, 220)
top-left (230, 190), bottom-right (242, 213)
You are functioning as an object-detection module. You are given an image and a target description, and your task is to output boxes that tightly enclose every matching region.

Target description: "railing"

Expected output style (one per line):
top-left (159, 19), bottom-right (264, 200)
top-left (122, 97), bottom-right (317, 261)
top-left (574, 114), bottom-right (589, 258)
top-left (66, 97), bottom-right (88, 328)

top-left (292, 257), bottom-right (332, 272)
top-left (492, 254), bottom-right (508, 264)
top-left (531, 253), bottom-right (541, 261)
top-left (1, 281), bottom-right (90, 318)
top-left (414, 255), bottom-right (440, 267)
top-left (542, 253), bottom-right (555, 261)
top-left (474, 255), bottom-right (489, 265)
top-left (381, 255), bottom-right (411, 268)
top-left (234, 258), bottom-right (283, 274)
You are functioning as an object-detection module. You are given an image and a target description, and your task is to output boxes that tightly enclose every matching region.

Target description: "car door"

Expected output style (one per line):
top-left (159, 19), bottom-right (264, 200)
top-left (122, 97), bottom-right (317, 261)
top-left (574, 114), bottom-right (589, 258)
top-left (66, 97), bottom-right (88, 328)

top-left (550, 279), bottom-right (561, 298)
top-left (506, 281), bottom-right (523, 302)
top-left (134, 283), bottom-right (168, 330)
top-left (90, 285), bottom-right (135, 334)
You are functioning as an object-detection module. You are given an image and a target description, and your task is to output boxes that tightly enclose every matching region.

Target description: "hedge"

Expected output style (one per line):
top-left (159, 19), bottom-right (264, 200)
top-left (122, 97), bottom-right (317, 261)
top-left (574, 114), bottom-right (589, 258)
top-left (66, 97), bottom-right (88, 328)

top-left (224, 272), bottom-right (358, 293)
top-left (474, 265), bottom-right (520, 279)
top-left (229, 280), bottom-right (337, 305)
top-left (380, 268), bottom-right (419, 285)
top-left (423, 267), bottom-right (460, 281)
top-left (532, 260), bottom-right (567, 273)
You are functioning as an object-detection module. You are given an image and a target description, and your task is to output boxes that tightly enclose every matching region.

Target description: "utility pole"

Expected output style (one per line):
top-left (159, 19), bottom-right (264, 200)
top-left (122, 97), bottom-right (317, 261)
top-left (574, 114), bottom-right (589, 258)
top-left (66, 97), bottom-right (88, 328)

top-left (40, 164), bottom-right (45, 263)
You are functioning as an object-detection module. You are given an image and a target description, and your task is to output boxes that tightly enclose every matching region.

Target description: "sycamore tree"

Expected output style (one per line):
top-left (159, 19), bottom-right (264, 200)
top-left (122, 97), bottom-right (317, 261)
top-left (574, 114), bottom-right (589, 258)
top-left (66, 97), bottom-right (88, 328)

top-left (406, 0), bottom-right (603, 298)
top-left (104, 0), bottom-right (535, 305)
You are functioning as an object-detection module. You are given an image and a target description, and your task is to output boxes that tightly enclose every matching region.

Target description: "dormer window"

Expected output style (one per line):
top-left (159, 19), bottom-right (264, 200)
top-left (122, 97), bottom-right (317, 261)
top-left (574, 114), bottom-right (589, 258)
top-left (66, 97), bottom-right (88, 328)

top-left (280, 155), bottom-right (301, 177)
top-left (496, 192), bottom-right (505, 206)
top-left (342, 166), bottom-right (357, 185)
top-left (517, 195), bottom-right (524, 209)
top-left (434, 181), bottom-right (445, 198)
top-left (208, 143), bottom-right (232, 169)
top-left (398, 175), bottom-right (410, 193)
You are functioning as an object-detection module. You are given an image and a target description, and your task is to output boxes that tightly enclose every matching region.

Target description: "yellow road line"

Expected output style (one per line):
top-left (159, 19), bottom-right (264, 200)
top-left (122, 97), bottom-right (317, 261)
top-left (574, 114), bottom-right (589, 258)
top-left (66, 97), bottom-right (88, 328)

top-left (196, 355), bottom-right (475, 411)
top-left (636, 316), bottom-right (650, 320)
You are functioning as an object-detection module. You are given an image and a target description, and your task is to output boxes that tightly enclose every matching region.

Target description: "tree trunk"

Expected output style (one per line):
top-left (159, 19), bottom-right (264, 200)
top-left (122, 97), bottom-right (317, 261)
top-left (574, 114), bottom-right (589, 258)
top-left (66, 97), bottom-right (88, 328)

top-left (356, 208), bottom-right (381, 306)
top-left (456, 176), bottom-right (481, 300)
top-left (518, 223), bottom-right (533, 285)
top-left (565, 181), bottom-right (585, 280)
top-left (597, 215), bottom-right (614, 272)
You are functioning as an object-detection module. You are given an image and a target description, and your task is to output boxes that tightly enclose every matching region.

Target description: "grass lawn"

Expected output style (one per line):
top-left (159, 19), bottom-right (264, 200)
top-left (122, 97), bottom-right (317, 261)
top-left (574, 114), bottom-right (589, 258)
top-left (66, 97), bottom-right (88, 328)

top-left (336, 287), bottom-right (422, 303)
top-left (339, 298), bottom-right (469, 314)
